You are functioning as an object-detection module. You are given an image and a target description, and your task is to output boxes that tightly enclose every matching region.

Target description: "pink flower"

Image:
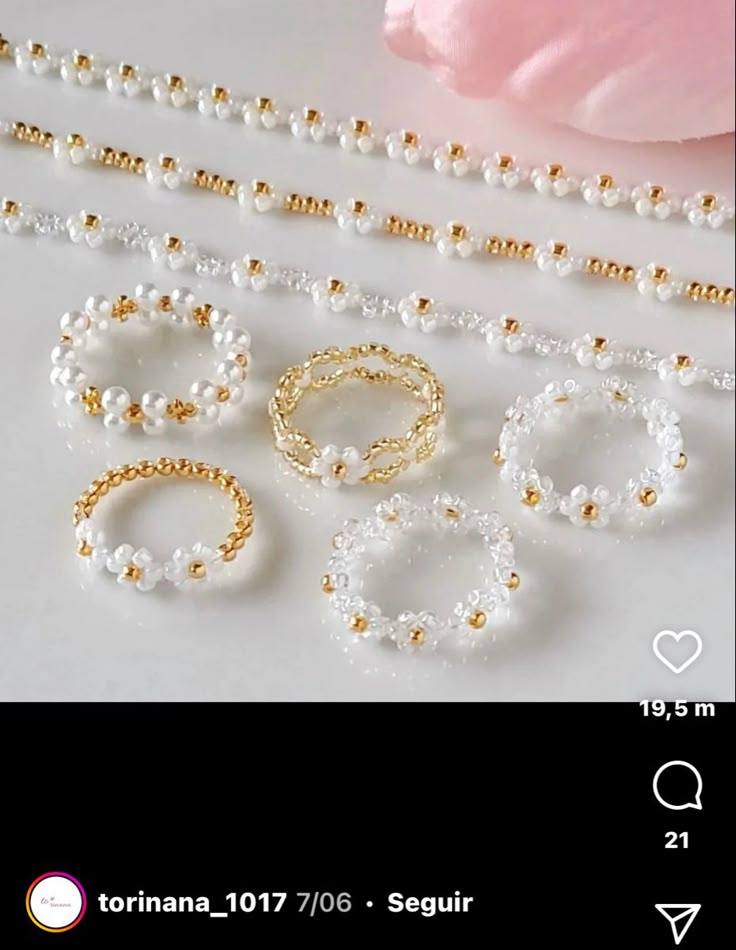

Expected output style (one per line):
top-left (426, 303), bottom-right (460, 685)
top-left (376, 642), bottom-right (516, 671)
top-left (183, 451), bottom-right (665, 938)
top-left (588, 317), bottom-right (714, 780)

top-left (384, 0), bottom-right (735, 141)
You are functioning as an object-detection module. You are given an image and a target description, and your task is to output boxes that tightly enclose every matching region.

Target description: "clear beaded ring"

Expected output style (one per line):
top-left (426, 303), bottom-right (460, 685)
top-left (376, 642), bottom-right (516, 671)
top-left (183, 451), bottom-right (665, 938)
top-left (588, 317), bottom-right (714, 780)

top-left (269, 342), bottom-right (445, 488)
top-left (321, 493), bottom-right (520, 651)
top-left (493, 377), bottom-right (688, 528)
top-left (73, 457), bottom-right (254, 592)
top-left (50, 284), bottom-right (251, 433)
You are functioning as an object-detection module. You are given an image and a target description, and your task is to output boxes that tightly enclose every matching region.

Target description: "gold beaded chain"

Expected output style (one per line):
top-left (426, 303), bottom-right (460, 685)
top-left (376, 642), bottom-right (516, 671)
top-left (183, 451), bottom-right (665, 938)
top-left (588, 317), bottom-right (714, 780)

top-left (270, 343), bottom-right (445, 485)
top-left (4, 118), bottom-right (733, 309)
top-left (73, 458), bottom-right (254, 566)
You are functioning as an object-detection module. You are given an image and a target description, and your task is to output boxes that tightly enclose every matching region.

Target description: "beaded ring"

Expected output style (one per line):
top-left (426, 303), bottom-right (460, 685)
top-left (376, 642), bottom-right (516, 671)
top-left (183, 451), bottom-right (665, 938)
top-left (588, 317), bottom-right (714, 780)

top-left (50, 284), bottom-right (251, 433)
top-left (321, 493), bottom-right (520, 650)
top-left (73, 457), bottom-right (254, 591)
top-left (493, 377), bottom-right (688, 528)
top-left (269, 342), bottom-right (445, 487)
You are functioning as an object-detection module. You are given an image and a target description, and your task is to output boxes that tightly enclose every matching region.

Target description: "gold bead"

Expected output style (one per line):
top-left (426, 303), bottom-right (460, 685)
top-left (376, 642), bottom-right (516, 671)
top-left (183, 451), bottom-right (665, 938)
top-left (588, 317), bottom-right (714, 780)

top-left (349, 614), bottom-right (369, 634)
top-left (304, 107), bottom-right (321, 124)
top-left (717, 287), bottom-right (734, 306)
top-left (219, 544), bottom-right (237, 562)
top-left (165, 235), bottom-right (182, 252)
top-left (401, 130), bottom-right (419, 147)
top-left (212, 85), bottom-right (229, 102)
top-left (167, 74), bottom-right (184, 90)
top-left (136, 461), bottom-right (155, 478)
top-left (256, 96), bottom-right (273, 112)
top-left (321, 574), bottom-right (335, 594)
top-left (580, 502), bottom-right (599, 522)
top-left (648, 184), bottom-right (664, 201)
top-left (502, 317), bottom-right (520, 334)
top-left (546, 163), bottom-right (563, 179)
top-left (467, 610), bottom-right (487, 630)
top-left (331, 461), bottom-right (348, 480)
top-left (445, 506), bottom-right (460, 519)
top-left (119, 63), bottom-right (135, 79)
top-left (2, 198), bottom-right (19, 217)
top-left (673, 452), bottom-right (688, 470)
top-left (586, 256), bottom-right (602, 274)
top-left (449, 222), bottom-right (467, 241)
top-left (122, 563), bottom-right (142, 582)
top-left (216, 386), bottom-right (230, 403)
top-left (77, 540), bottom-right (92, 557)
top-left (597, 173), bottom-right (614, 189)
top-left (521, 487), bottom-right (540, 507)
top-left (686, 281), bottom-right (702, 300)
top-left (0, 35), bottom-right (9, 57)
top-left (551, 242), bottom-right (567, 259)
top-left (175, 458), bottom-right (193, 476)
top-left (327, 277), bottom-right (346, 295)
top-left (492, 448), bottom-right (504, 466)
top-left (415, 296), bottom-right (432, 315)
top-left (448, 142), bottom-right (466, 160)
top-left (83, 213), bottom-right (99, 230)
top-left (29, 42), bottom-right (45, 57)
top-left (675, 354), bottom-right (692, 370)
top-left (409, 627), bottom-right (426, 645)
top-left (352, 118), bottom-right (370, 135)
top-left (187, 560), bottom-right (207, 580)
top-left (639, 487), bottom-right (658, 507)
top-left (156, 458), bottom-right (175, 476)
top-left (700, 193), bottom-right (717, 210)
top-left (592, 337), bottom-right (607, 353)
top-left (124, 403), bottom-right (144, 424)
top-left (506, 572), bottom-right (520, 591)
top-left (650, 264), bottom-right (668, 283)
top-left (496, 154), bottom-right (513, 171)
top-left (121, 464), bottom-right (138, 481)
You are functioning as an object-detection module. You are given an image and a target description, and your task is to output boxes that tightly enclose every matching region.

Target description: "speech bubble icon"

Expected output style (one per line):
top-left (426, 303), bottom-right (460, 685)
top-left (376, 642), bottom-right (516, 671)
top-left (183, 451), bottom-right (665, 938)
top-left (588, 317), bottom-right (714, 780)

top-left (653, 761), bottom-right (703, 811)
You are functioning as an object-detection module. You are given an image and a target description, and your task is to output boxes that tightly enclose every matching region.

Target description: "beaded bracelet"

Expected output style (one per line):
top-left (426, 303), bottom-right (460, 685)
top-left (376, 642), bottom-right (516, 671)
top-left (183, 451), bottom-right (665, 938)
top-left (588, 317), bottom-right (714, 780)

top-left (322, 493), bottom-right (520, 651)
top-left (269, 343), bottom-right (445, 487)
top-left (50, 285), bottom-right (251, 433)
top-left (493, 378), bottom-right (688, 528)
top-left (73, 458), bottom-right (253, 591)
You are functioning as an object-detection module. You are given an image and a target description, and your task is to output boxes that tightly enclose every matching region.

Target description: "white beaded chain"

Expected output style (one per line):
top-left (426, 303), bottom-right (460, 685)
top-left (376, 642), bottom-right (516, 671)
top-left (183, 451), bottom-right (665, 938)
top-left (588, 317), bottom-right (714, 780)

top-left (322, 493), bottom-right (520, 651)
top-left (494, 378), bottom-right (688, 528)
top-left (4, 197), bottom-right (731, 394)
top-left (1, 32), bottom-right (732, 232)
top-left (49, 286), bottom-right (251, 433)
top-left (1, 119), bottom-right (732, 309)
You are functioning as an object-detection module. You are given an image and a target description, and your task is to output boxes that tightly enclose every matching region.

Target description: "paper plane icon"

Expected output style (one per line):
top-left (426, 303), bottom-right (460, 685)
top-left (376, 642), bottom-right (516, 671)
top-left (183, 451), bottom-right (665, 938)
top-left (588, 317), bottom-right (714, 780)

top-left (655, 904), bottom-right (702, 945)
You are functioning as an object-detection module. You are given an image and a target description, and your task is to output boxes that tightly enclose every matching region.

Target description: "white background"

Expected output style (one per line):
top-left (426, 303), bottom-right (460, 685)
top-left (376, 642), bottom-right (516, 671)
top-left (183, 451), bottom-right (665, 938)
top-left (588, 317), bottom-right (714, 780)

top-left (0, 0), bottom-right (733, 701)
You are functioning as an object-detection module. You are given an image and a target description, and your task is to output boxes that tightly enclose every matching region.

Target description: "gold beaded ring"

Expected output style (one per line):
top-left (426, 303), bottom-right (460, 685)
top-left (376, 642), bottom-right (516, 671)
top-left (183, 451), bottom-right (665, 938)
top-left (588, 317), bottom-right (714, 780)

top-left (73, 458), bottom-right (254, 592)
top-left (50, 284), bottom-right (251, 434)
top-left (269, 342), bottom-right (445, 487)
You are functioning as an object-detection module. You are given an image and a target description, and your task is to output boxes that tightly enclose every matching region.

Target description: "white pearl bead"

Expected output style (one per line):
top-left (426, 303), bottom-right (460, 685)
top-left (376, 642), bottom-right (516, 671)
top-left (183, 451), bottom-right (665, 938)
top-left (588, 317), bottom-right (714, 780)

top-left (190, 379), bottom-right (218, 406)
top-left (85, 295), bottom-right (112, 319)
top-left (51, 343), bottom-right (77, 366)
top-left (208, 307), bottom-right (234, 329)
top-left (103, 413), bottom-right (130, 433)
top-left (216, 359), bottom-right (244, 384)
top-left (227, 385), bottom-right (245, 406)
top-left (58, 365), bottom-right (88, 391)
top-left (60, 310), bottom-right (89, 334)
top-left (141, 390), bottom-right (168, 418)
top-left (135, 282), bottom-right (160, 310)
top-left (170, 286), bottom-right (195, 318)
top-left (222, 327), bottom-right (251, 353)
top-left (101, 386), bottom-right (132, 415)
top-left (142, 417), bottom-right (166, 436)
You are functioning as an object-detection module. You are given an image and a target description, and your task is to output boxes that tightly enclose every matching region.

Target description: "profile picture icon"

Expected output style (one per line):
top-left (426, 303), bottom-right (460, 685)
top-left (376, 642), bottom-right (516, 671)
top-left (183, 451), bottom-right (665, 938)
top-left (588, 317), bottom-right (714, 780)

top-left (26, 872), bottom-right (87, 933)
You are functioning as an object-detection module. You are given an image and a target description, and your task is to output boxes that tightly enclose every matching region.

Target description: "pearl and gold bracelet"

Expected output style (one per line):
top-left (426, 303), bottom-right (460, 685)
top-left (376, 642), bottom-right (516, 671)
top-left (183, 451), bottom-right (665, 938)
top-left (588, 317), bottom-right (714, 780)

top-left (269, 343), bottom-right (445, 487)
top-left (3, 195), bottom-right (732, 392)
top-left (73, 458), bottom-right (254, 591)
top-left (1, 116), bottom-right (732, 309)
top-left (1, 31), bottom-right (732, 233)
top-left (323, 493), bottom-right (519, 651)
top-left (494, 377), bottom-right (687, 528)
top-left (50, 286), bottom-right (251, 433)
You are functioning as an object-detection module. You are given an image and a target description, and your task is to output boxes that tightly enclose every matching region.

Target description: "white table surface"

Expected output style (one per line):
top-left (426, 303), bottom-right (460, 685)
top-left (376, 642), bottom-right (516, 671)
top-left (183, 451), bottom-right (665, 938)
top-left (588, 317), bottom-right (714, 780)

top-left (0, 0), bottom-right (733, 701)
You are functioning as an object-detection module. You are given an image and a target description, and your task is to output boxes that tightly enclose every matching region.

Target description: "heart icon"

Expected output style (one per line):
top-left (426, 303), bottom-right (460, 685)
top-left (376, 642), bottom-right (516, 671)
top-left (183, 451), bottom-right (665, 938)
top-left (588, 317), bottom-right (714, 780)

top-left (653, 630), bottom-right (703, 675)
